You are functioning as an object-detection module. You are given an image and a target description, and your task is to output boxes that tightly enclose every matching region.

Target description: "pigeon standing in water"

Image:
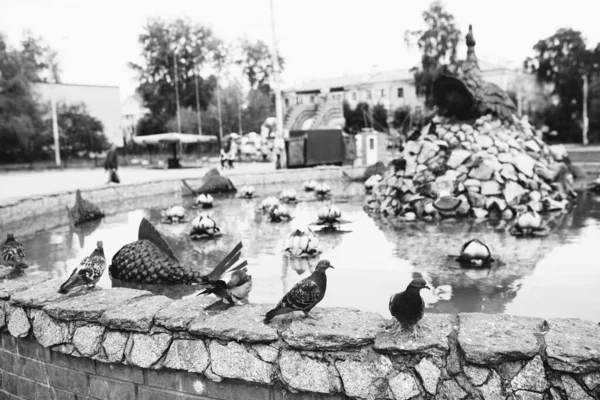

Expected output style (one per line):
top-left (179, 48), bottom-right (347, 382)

top-left (264, 259), bottom-right (334, 323)
top-left (2, 234), bottom-right (28, 269)
top-left (389, 277), bottom-right (430, 338)
top-left (197, 267), bottom-right (253, 305)
top-left (58, 241), bottom-right (106, 294)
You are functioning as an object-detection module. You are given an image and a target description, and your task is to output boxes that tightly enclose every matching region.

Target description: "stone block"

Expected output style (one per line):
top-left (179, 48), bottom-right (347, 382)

top-left (9, 279), bottom-right (86, 309)
top-left (30, 309), bottom-right (71, 348)
top-left (7, 306), bottom-right (30, 338)
top-left (208, 341), bottom-right (274, 384)
top-left (46, 365), bottom-right (88, 395)
top-left (88, 375), bottom-right (136, 400)
top-left (389, 371), bottom-right (421, 400)
top-left (72, 324), bottom-right (105, 357)
top-left (127, 332), bottom-right (172, 369)
top-left (96, 362), bottom-right (144, 384)
top-left (561, 375), bottom-right (594, 400)
top-left (279, 349), bottom-right (331, 393)
top-left (163, 339), bottom-right (209, 373)
top-left (154, 296), bottom-right (213, 331)
top-left (336, 353), bottom-right (393, 399)
top-left (510, 355), bottom-right (548, 392)
top-left (0, 274), bottom-right (52, 300)
top-left (546, 318), bottom-right (600, 373)
top-left (415, 357), bottom-right (441, 394)
top-left (99, 295), bottom-right (172, 332)
top-left (51, 351), bottom-right (95, 374)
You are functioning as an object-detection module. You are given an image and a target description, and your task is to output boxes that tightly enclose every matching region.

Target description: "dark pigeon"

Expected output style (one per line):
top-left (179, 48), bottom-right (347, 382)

top-left (2, 234), bottom-right (28, 269)
top-left (264, 259), bottom-right (334, 323)
top-left (58, 241), bottom-right (106, 294)
top-left (389, 277), bottom-right (430, 337)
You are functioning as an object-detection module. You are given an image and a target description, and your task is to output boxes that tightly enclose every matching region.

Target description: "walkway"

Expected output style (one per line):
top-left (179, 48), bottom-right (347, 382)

top-left (0, 163), bottom-right (275, 205)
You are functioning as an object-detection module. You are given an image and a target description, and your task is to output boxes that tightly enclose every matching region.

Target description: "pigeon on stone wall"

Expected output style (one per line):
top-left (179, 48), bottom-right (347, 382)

top-left (264, 259), bottom-right (334, 323)
top-left (389, 277), bottom-right (430, 337)
top-left (1, 234), bottom-right (28, 269)
top-left (197, 266), bottom-right (252, 305)
top-left (58, 241), bottom-right (106, 294)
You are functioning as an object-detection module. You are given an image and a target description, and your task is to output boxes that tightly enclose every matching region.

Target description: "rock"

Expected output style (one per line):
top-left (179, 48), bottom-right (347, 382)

top-left (9, 279), bottom-right (87, 308)
top-left (513, 153), bottom-right (536, 177)
top-left (535, 165), bottom-right (559, 182)
top-left (127, 332), bottom-right (172, 368)
top-left (561, 375), bottom-right (594, 400)
top-left (501, 164), bottom-right (518, 181)
top-left (209, 341), bottom-right (274, 384)
top-left (405, 141), bottom-right (422, 155)
top-left (417, 141), bottom-right (440, 164)
top-left (458, 313), bottom-right (542, 364)
top-left (43, 288), bottom-right (152, 322)
top-left (0, 300), bottom-right (5, 329)
top-left (404, 156), bottom-right (418, 177)
top-left (196, 169), bottom-right (236, 194)
top-left (448, 149), bottom-right (471, 169)
top-left (513, 391), bottom-right (544, 400)
top-left (469, 161), bottom-right (495, 181)
top-left (30, 309), bottom-right (71, 347)
top-left (481, 181), bottom-right (501, 196)
top-left (375, 314), bottom-right (455, 357)
top-left (504, 181), bottom-right (527, 205)
top-left (496, 140), bottom-right (509, 153)
top-left (525, 140), bottom-right (541, 153)
top-left (583, 372), bottom-right (600, 390)
top-left (102, 330), bottom-right (129, 363)
top-left (0, 274), bottom-right (52, 300)
top-left (485, 197), bottom-right (507, 212)
top-left (188, 304), bottom-right (278, 343)
top-left (472, 208), bottom-right (488, 219)
top-left (464, 178), bottom-right (482, 189)
top-left (511, 356), bottom-right (549, 392)
top-left (456, 194), bottom-right (471, 216)
top-left (464, 365), bottom-right (490, 386)
top-left (478, 370), bottom-right (504, 400)
top-left (439, 379), bottom-right (467, 399)
top-left (477, 135), bottom-right (494, 149)
top-left (415, 358), bottom-right (441, 394)
top-left (404, 212), bottom-right (417, 221)
top-left (336, 353), bottom-right (393, 399)
top-left (253, 344), bottom-right (279, 363)
top-left (279, 350), bottom-right (331, 393)
top-left (99, 295), bottom-right (172, 332)
top-left (389, 371), bottom-right (421, 400)
top-left (163, 339), bottom-right (209, 373)
top-left (72, 324), bottom-right (105, 357)
top-left (154, 296), bottom-right (214, 331)
top-left (545, 318), bottom-right (600, 373)
top-left (7, 306), bottom-right (30, 338)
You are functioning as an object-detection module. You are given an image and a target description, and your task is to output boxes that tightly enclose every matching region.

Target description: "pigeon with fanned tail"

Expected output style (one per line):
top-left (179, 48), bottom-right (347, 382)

top-left (58, 241), bottom-right (106, 294)
top-left (389, 277), bottom-right (430, 338)
top-left (67, 190), bottom-right (104, 225)
top-left (110, 218), bottom-right (246, 285)
top-left (264, 259), bottom-right (333, 323)
top-left (197, 267), bottom-right (252, 304)
top-left (2, 234), bottom-right (28, 269)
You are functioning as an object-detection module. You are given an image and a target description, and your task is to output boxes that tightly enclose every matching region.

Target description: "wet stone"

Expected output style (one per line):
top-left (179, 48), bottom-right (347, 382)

top-left (127, 332), bottom-right (172, 368)
top-left (388, 371), bottom-right (421, 400)
top-left (43, 288), bottom-right (152, 322)
top-left (73, 323), bottom-right (105, 357)
top-left (546, 318), bottom-right (600, 373)
top-left (415, 357), bottom-right (441, 394)
top-left (7, 306), bottom-right (30, 338)
top-left (281, 307), bottom-right (386, 351)
top-left (188, 304), bottom-right (277, 343)
top-left (469, 160), bottom-right (495, 181)
top-left (209, 340), bottom-right (274, 384)
top-left (0, 274), bottom-right (52, 299)
top-left (9, 279), bottom-right (87, 308)
top-left (561, 375), bottom-right (594, 400)
top-left (464, 365), bottom-right (490, 386)
top-left (30, 309), bottom-right (71, 347)
top-left (458, 313), bottom-right (542, 364)
top-left (336, 353), bottom-right (393, 399)
top-left (99, 295), bottom-right (172, 332)
top-left (102, 330), bottom-right (129, 363)
top-left (374, 314), bottom-right (455, 357)
top-left (511, 356), bottom-right (548, 392)
top-left (279, 349), bottom-right (330, 394)
top-left (163, 339), bottom-right (209, 373)
top-left (154, 296), bottom-right (213, 331)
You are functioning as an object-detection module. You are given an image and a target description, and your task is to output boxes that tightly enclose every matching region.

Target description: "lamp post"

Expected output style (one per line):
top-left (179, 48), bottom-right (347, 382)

top-left (51, 86), bottom-right (61, 166)
top-left (194, 61), bottom-right (202, 136)
top-left (269, 0), bottom-right (286, 168)
top-left (173, 51), bottom-right (182, 133)
top-left (583, 74), bottom-right (589, 146)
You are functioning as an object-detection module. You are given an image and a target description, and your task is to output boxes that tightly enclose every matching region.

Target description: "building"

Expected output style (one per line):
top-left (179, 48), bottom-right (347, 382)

top-left (33, 83), bottom-right (121, 145)
top-left (121, 94), bottom-right (149, 145)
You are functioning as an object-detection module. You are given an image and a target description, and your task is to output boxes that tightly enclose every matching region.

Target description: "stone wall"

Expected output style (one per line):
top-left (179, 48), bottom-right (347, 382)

top-left (1, 274), bottom-right (599, 400)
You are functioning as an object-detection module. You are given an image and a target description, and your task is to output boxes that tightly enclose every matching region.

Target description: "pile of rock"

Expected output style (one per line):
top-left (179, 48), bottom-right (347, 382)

top-left (366, 114), bottom-right (576, 220)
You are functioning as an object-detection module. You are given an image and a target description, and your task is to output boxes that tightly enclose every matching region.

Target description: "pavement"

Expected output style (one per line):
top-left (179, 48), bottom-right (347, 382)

top-left (0, 162), bottom-right (275, 204)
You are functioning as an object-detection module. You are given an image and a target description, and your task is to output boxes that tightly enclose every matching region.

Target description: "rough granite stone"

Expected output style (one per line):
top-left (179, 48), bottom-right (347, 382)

top-left (448, 149), bottom-right (471, 169)
top-left (30, 309), bottom-right (71, 347)
top-left (583, 372), bottom-right (600, 390)
top-left (127, 332), bottom-right (172, 368)
top-left (43, 288), bottom-right (152, 322)
top-left (281, 307), bottom-right (386, 351)
top-left (0, 300), bottom-right (6, 329)
top-left (496, 360), bottom-right (524, 380)
top-left (7, 306), bottom-right (30, 337)
top-left (188, 304), bottom-right (277, 343)
top-left (154, 296), bottom-right (213, 331)
top-left (99, 295), bottom-right (172, 332)
top-left (336, 353), bottom-right (393, 399)
top-left (253, 344), bottom-right (279, 363)
top-left (415, 357), bottom-right (441, 394)
top-left (0, 274), bottom-right (51, 299)
top-left (72, 324), bottom-right (105, 357)
top-left (374, 314), bottom-right (455, 356)
top-left (514, 391), bottom-right (544, 400)
top-left (546, 318), bottom-right (600, 373)
top-left (439, 379), bottom-right (467, 399)
top-left (561, 375), bottom-right (594, 400)
top-left (102, 330), bottom-right (129, 363)
top-left (511, 356), bottom-right (548, 393)
top-left (9, 279), bottom-right (86, 308)
top-left (464, 365), bottom-right (490, 386)
top-left (478, 370), bottom-right (504, 400)
top-left (209, 341), bottom-right (274, 384)
top-left (163, 339), bottom-right (209, 373)
top-left (458, 313), bottom-right (542, 364)
top-left (53, 343), bottom-right (76, 355)
top-left (389, 371), bottom-right (421, 400)
top-left (279, 350), bottom-right (330, 393)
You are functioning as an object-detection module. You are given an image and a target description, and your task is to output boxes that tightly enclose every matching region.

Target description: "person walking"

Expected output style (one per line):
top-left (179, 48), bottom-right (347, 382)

top-left (104, 144), bottom-right (120, 184)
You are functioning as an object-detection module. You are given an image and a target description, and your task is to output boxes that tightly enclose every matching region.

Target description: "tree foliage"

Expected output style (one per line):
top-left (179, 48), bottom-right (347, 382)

top-left (49, 103), bottom-right (108, 158)
top-left (343, 101), bottom-right (371, 134)
top-left (405, 1), bottom-right (461, 107)
top-left (237, 39), bottom-right (284, 95)
top-left (372, 104), bottom-right (389, 131)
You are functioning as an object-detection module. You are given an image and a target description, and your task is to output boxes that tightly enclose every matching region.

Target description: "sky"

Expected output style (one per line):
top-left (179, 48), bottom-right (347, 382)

top-left (1, 0), bottom-right (600, 101)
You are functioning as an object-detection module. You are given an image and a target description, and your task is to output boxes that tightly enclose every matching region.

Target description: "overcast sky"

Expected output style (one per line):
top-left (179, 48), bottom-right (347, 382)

top-left (1, 0), bottom-right (599, 100)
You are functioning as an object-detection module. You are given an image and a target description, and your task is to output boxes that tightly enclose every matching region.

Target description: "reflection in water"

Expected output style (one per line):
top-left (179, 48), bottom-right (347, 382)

top-left (5, 183), bottom-right (600, 322)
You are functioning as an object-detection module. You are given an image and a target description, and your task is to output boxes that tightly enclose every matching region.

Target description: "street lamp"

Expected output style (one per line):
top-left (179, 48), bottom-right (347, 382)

top-left (171, 40), bottom-right (184, 134)
top-left (269, 0), bottom-right (286, 169)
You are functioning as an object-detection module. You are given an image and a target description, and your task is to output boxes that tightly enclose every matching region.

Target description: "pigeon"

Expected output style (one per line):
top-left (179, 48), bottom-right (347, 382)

top-left (58, 241), bottom-right (106, 294)
top-left (264, 259), bottom-right (334, 323)
top-left (389, 277), bottom-right (430, 337)
top-left (2, 234), bottom-right (28, 269)
top-left (197, 267), bottom-right (253, 305)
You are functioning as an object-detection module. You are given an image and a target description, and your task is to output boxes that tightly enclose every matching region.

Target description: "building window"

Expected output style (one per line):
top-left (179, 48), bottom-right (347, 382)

top-left (333, 94), bottom-right (341, 101)
top-left (369, 138), bottom-right (375, 150)
top-left (310, 96), bottom-right (315, 103)
top-left (352, 92), bottom-right (357, 101)
top-left (296, 97), bottom-right (302, 105)
top-left (366, 91), bottom-right (372, 100)
top-left (397, 87), bottom-right (404, 98)
top-left (381, 89), bottom-right (387, 98)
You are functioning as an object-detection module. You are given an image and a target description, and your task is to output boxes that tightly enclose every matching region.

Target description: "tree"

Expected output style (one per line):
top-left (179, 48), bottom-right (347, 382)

top-left (343, 101), bottom-right (371, 134)
top-left (242, 88), bottom-right (273, 133)
top-left (129, 18), bottom-right (222, 135)
top-left (372, 104), bottom-right (389, 131)
top-left (405, 1), bottom-right (462, 107)
top-left (237, 39), bottom-right (284, 95)
top-left (524, 28), bottom-right (600, 142)
top-left (20, 32), bottom-right (61, 83)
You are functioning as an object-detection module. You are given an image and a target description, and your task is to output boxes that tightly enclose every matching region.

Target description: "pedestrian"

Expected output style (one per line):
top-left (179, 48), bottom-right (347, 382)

top-left (227, 148), bottom-right (235, 169)
top-left (220, 148), bottom-right (228, 170)
top-left (104, 144), bottom-right (120, 184)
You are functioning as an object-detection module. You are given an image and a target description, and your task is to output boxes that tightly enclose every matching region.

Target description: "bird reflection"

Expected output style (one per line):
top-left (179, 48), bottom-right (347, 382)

top-left (67, 218), bottom-right (103, 249)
